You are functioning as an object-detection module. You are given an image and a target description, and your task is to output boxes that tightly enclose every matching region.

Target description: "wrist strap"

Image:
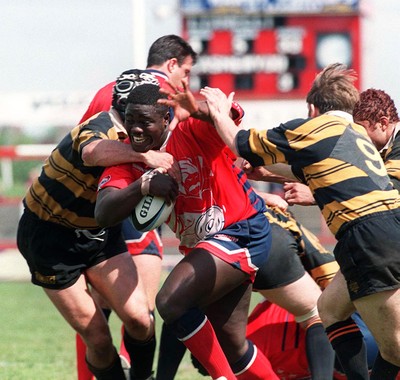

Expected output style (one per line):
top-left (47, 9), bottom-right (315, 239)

top-left (141, 175), bottom-right (152, 196)
top-left (140, 168), bottom-right (164, 196)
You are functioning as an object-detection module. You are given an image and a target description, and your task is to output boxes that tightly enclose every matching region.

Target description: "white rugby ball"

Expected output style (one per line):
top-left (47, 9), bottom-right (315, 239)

top-left (130, 194), bottom-right (174, 232)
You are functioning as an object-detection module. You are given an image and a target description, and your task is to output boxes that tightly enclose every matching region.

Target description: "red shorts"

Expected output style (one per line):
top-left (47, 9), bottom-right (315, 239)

top-left (195, 213), bottom-right (271, 282)
top-left (125, 229), bottom-right (163, 258)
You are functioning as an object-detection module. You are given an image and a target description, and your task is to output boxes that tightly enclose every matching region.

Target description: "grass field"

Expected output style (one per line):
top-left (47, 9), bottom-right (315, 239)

top-left (0, 280), bottom-right (263, 380)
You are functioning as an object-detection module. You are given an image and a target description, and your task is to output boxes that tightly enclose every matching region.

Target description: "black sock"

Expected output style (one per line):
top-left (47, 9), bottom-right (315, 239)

top-left (123, 330), bottom-right (155, 380)
top-left (156, 322), bottom-right (187, 380)
top-left (86, 348), bottom-right (125, 380)
top-left (101, 308), bottom-right (112, 322)
top-left (306, 322), bottom-right (335, 379)
top-left (230, 339), bottom-right (255, 374)
top-left (326, 317), bottom-right (369, 379)
top-left (370, 351), bottom-right (400, 380)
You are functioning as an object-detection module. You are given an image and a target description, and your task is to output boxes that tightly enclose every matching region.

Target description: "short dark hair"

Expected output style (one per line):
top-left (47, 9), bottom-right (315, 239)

top-left (146, 34), bottom-right (198, 67)
top-left (126, 83), bottom-right (168, 116)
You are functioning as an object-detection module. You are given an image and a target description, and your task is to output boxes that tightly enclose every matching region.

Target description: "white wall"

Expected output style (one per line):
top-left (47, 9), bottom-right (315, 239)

top-left (360, 0), bottom-right (400, 104)
top-left (1, 0), bottom-right (399, 133)
top-left (238, 99), bottom-right (306, 130)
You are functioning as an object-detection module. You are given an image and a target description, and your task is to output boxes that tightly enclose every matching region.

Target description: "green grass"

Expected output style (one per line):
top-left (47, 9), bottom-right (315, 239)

top-left (0, 282), bottom-right (75, 380)
top-left (0, 281), bottom-right (263, 380)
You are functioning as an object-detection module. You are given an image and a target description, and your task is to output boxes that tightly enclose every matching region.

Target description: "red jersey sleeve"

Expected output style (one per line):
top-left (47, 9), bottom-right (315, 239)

top-left (98, 163), bottom-right (143, 191)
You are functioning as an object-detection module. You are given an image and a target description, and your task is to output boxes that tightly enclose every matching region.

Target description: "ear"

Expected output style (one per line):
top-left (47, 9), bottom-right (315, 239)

top-left (379, 116), bottom-right (390, 131)
top-left (167, 58), bottom-right (178, 73)
top-left (307, 103), bottom-right (320, 118)
top-left (164, 112), bottom-right (171, 127)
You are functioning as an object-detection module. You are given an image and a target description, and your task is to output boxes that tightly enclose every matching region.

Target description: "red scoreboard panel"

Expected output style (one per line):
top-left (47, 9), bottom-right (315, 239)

top-left (182, 7), bottom-right (360, 99)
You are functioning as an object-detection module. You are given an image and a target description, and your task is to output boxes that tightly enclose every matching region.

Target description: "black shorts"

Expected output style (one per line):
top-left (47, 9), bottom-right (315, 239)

top-left (253, 224), bottom-right (305, 290)
top-left (335, 208), bottom-right (400, 301)
top-left (17, 208), bottom-right (127, 290)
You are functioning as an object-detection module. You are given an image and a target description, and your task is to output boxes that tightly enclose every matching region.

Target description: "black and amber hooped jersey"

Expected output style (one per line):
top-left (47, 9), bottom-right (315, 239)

top-left (24, 112), bottom-right (121, 229)
top-left (237, 114), bottom-right (400, 236)
top-left (383, 131), bottom-right (400, 192)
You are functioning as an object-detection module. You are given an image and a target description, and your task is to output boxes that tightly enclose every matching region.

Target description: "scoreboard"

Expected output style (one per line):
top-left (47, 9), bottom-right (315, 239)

top-left (181, 0), bottom-right (361, 99)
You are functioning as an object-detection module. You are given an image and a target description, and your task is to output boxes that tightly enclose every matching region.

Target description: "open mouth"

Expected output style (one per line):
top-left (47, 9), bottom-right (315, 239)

top-left (130, 135), bottom-right (153, 151)
top-left (132, 136), bottom-right (147, 144)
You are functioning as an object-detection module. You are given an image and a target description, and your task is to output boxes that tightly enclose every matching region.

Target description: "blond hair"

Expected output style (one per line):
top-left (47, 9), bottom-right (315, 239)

top-left (306, 63), bottom-right (359, 114)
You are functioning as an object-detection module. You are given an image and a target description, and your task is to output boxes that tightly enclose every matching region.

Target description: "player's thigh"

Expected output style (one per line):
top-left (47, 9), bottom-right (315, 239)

top-left (90, 285), bottom-right (110, 309)
top-left (354, 288), bottom-right (400, 359)
top-left (157, 248), bottom-right (248, 322)
top-left (259, 271), bottom-right (322, 317)
top-left (87, 252), bottom-right (149, 321)
top-left (44, 274), bottom-right (109, 338)
top-left (254, 224), bottom-right (305, 290)
top-left (132, 254), bottom-right (162, 310)
top-left (317, 270), bottom-right (355, 327)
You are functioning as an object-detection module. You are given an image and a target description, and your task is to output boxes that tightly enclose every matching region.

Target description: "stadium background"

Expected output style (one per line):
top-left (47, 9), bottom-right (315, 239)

top-left (0, 0), bottom-right (398, 277)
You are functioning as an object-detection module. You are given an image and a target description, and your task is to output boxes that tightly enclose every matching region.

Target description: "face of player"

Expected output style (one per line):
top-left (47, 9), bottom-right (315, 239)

top-left (354, 118), bottom-right (389, 151)
top-left (168, 56), bottom-right (194, 87)
top-left (125, 104), bottom-right (170, 153)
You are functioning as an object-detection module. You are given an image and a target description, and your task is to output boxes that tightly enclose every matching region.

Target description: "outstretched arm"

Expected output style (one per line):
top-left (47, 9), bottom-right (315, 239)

top-left (239, 159), bottom-right (296, 183)
top-left (202, 87), bottom-right (299, 183)
top-left (199, 87), bottom-right (240, 156)
top-left (159, 81), bottom-right (243, 135)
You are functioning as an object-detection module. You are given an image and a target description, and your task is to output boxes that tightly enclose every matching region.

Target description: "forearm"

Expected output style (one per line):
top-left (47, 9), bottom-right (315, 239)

top-left (211, 113), bottom-right (240, 156)
top-left (191, 101), bottom-right (241, 125)
top-left (263, 164), bottom-right (298, 182)
top-left (191, 100), bottom-right (211, 122)
top-left (256, 190), bottom-right (288, 211)
top-left (199, 87), bottom-right (242, 155)
top-left (82, 139), bottom-right (145, 167)
top-left (283, 182), bottom-right (317, 206)
top-left (244, 164), bottom-right (296, 183)
top-left (95, 181), bottom-right (143, 227)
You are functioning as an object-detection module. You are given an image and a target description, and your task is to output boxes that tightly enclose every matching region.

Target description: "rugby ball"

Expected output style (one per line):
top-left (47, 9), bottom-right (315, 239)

top-left (130, 194), bottom-right (174, 232)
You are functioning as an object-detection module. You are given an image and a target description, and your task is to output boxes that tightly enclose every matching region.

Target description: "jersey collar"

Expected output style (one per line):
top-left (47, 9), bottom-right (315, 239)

top-left (325, 110), bottom-right (354, 122)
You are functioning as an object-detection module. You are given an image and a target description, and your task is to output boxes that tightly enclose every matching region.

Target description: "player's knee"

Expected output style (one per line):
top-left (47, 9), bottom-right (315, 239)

top-left (295, 306), bottom-right (320, 329)
top-left (317, 293), bottom-right (333, 326)
top-left (124, 309), bottom-right (155, 340)
top-left (380, 338), bottom-right (400, 366)
top-left (317, 294), bottom-right (353, 328)
top-left (83, 327), bottom-right (114, 354)
top-left (155, 290), bottom-right (171, 322)
top-left (156, 290), bottom-right (183, 324)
